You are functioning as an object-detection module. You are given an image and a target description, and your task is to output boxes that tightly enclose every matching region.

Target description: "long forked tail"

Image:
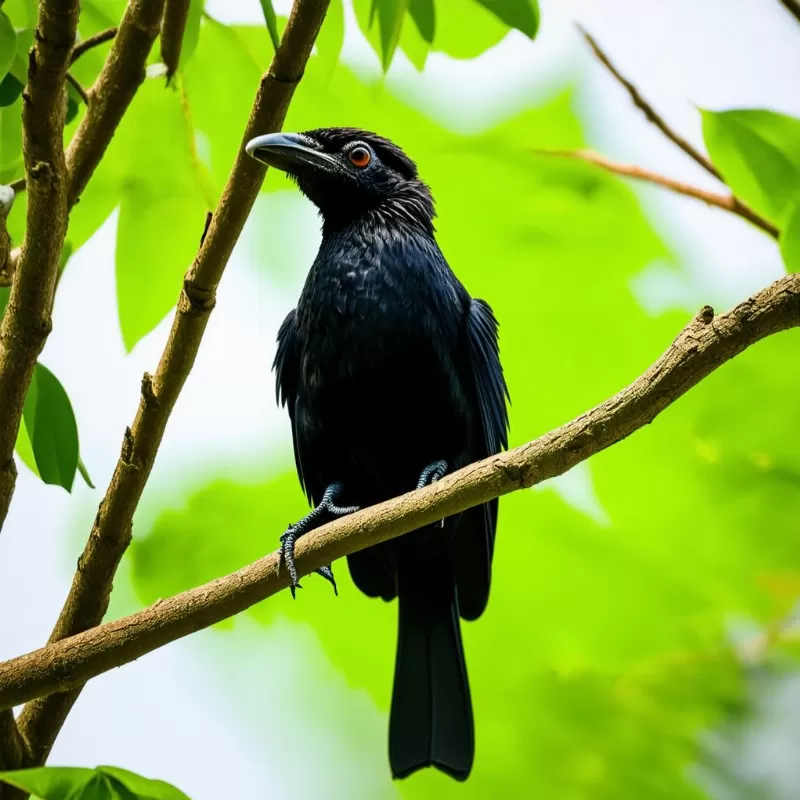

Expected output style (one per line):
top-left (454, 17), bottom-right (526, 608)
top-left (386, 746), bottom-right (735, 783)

top-left (389, 557), bottom-right (474, 781)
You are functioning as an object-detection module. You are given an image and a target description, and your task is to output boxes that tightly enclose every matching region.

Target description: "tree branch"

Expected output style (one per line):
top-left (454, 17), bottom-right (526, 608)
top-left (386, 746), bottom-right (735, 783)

top-left (16, 0), bottom-right (332, 766)
top-left (777, 0), bottom-right (800, 24)
top-left (0, 0), bottom-right (79, 521)
top-left (69, 27), bottom-right (118, 66)
top-left (535, 149), bottom-right (780, 239)
top-left (1, 272), bottom-right (799, 712)
top-left (578, 26), bottom-right (721, 179)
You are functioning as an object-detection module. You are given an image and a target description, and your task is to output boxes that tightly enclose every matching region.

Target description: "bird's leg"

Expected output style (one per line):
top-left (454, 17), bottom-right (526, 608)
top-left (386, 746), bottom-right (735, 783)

top-left (280, 481), bottom-right (360, 599)
top-left (417, 460), bottom-right (448, 528)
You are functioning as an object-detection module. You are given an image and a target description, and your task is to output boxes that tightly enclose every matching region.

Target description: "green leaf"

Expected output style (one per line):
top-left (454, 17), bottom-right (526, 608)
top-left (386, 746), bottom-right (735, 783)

top-left (181, 0), bottom-right (204, 66)
top-left (701, 108), bottom-right (800, 226)
top-left (0, 72), bottom-right (22, 106)
top-left (407, 0), bottom-right (434, 43)
top-left (315, 0), bottom-right (344, 76)
top-left (258, 0), bottom-right (281, 51)
top-left (398, 6), bottom-right (430, 71)
top-left (113, 79), bottom-right (208, 350)
top-left (20, 362), bottom-right (80, 491)
top-left (98, 767), bottom-right (191, 800)
top-left (1, 0), bottom-right (37, 28)
top-left (9, 27), bottom-right (34, 85)
top-left (0, 766), bottom-right (97, 799)
top-left (375, 0), bottom-right (409, 70)
top-left (0, 285), bottom-right (8, 319)
top-left (431, 0), bottom-right (509, 59)
top-left (473, 0), bottom-right (539, 38)
top-left (0, 12), bottom-right (17, 80)
top-left (780, 202), bottom-right (800, 272)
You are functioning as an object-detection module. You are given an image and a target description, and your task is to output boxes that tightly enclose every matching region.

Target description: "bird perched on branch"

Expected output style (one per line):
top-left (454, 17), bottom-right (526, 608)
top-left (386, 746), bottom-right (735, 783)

top-left (246, 127), bottom-right (509, 782)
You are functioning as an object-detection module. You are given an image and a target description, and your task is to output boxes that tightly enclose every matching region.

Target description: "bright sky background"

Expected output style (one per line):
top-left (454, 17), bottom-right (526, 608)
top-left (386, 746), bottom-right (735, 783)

top-left (1, 1), bottom-right (798, 798)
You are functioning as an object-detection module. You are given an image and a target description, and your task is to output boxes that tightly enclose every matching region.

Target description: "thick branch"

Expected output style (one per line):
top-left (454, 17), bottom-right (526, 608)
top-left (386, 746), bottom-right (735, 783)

top-left (17, 0), bottom-right (332, 765)
top-left (1, 272), bottom-right (799, 711)
top-left (578, 26), bottom-right (721, 179)
top-left (0, 0), bottom-right (79, 520)
top-left (536, 149), bottom-right (780, 239)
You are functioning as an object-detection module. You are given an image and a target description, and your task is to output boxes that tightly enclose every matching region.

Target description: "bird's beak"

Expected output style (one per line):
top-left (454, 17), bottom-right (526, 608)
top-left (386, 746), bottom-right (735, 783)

top-left (245, 132), bottom-right (337, 174)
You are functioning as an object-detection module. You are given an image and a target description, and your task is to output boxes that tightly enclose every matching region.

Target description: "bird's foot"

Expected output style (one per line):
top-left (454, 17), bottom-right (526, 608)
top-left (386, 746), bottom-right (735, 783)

top-left (416, 459), bottom-right (448, 490)
top-left (417, 460), bottom-right (448, 528)
top-left (280, 481), bottom-right (360, 598)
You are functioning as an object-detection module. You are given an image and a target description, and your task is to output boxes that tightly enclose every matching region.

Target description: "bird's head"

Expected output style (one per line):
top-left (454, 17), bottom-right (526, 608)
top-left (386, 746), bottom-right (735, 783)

top-left (245, 127), bottom-right (435, 231)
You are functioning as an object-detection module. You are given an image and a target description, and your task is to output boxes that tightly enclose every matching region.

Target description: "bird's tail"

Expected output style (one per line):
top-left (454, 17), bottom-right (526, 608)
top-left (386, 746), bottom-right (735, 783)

top-left (389, 555), bottom-right (474, 781)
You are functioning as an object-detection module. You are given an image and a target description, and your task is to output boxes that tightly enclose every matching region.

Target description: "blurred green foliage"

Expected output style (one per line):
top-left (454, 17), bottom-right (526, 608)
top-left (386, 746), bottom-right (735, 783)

top-left (1, 0), bottom-right (799, 797)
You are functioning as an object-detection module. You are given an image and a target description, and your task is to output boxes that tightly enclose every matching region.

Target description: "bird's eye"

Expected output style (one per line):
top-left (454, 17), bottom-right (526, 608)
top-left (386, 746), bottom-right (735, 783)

top-left (348, 146), bottom-right (371, 168)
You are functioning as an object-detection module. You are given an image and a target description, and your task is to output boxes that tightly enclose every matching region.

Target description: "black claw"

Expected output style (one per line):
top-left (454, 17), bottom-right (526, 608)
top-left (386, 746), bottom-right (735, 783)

top-left (316, 564), bottom-right (338, 596)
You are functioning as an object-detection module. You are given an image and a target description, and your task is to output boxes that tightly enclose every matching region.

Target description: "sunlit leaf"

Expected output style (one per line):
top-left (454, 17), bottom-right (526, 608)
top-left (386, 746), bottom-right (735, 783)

top-left (20, 363), bottom-right (81, 491)
top-left (181, 0), bottom-right (204, 66)
top-left (114, 79), bottom-right (208, 350)
top-left (0, 12), bottom-right (17, 80)
top-left (780, 202), bottom-right (800, 272)
top-left (0, 766), bottom-right (97, 799)
top-left (97, 766), bottom-right (191, 800)
top-left (701, 108), bottom-right (800, 226)
top-left (399, 0), bottom-right (430, 70)
top-left (432, 0), bottom-right (509, 59)
top-left (473, 0), bottom-right (539, 38)
top-left (183, 19), bottom-right (263, 195)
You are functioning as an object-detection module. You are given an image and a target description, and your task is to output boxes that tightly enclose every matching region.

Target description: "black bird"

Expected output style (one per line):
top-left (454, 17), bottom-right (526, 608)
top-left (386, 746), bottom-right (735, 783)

top-left (246, 128), bottom-right (509, 781)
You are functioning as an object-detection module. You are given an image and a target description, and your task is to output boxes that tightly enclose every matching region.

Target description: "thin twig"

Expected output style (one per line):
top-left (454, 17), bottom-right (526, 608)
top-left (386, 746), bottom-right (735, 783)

top-left (17, 0), bottom-right (332, 767)
top-left (1, 272), bottom-right (799, 710)
top-left (65, 72), bottom-right (89, 106)
top-left (535, 149), bottom-right (780, 239)
top-left (577, 25), bottom-right (721, 181)
top-left (777, 0), bottom-right (800, 24)
top-left (69, 27), bottom-right (118, 65)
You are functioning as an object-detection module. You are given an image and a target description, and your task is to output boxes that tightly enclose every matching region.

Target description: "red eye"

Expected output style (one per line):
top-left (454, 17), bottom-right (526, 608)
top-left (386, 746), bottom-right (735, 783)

top-left (348, 146), bottom-right (371, 168)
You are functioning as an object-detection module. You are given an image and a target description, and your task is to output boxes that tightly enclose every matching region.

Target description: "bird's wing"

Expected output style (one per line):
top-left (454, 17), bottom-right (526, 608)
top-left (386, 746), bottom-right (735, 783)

top-left (454, 298), bottom-right (510, 621)
top-left (274, 309), bottom-right (317, 505)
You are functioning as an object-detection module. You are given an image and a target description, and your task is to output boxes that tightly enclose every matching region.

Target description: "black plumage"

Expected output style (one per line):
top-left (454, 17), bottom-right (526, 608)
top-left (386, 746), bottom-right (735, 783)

top-left (246, 127), bottom-right (510, 781)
